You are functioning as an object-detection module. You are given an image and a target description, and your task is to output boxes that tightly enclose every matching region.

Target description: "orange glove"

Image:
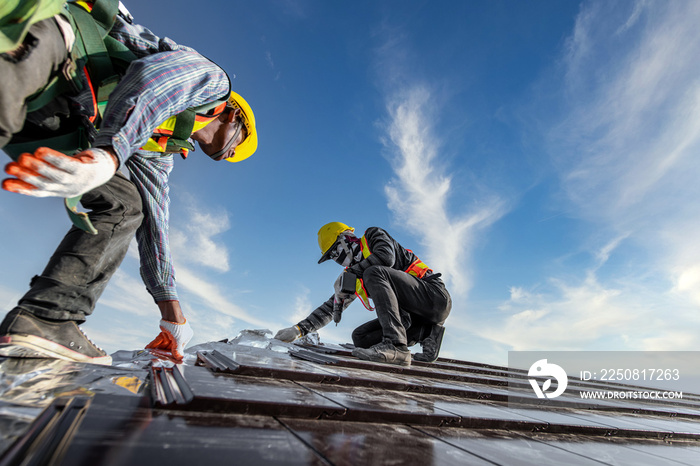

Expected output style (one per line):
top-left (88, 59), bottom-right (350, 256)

top-left (2, 147), bottom-right (117, 198)
top-left (145, 319), bottom-right (193, 362)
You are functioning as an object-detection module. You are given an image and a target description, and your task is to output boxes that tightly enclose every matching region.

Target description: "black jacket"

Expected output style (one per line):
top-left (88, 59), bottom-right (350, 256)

top-left (298, 227), bottom-right (441, 334)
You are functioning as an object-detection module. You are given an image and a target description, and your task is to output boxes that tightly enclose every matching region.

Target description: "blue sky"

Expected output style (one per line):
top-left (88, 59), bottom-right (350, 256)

top-left (2, 0), bottom-right (700, 365)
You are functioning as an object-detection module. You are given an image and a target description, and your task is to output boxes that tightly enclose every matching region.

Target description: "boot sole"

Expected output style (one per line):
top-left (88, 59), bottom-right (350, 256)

top-left (365, 357), bottom-right (411, 367)
top-left (0, 335), bottom-right (112, 365)
top-left (352, 348), bottom-right (411, 366)
top-left (414, 325), bottom-right (445, 363)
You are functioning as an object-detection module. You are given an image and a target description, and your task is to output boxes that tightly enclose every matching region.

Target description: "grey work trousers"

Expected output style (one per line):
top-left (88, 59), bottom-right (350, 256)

top-left (361, 266), bottom-right (452, 346)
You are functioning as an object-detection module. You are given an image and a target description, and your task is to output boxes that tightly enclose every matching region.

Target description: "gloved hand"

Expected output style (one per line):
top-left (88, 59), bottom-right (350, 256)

top-left (145, 319), bottom-right (194, 362)
top-left (275, 325), bottom-right (301, 342)
top-left (332, 272), bottom-right (356, 325)
top-left (2, 147), bottom-right (117, 198)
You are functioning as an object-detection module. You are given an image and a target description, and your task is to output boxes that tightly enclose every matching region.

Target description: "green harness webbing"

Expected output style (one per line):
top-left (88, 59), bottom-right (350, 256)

top-left (4, 0), bottom-right (227, 234)
top-left (4, 0), bottom-right (124, 235)
top-left (167, 108), bottom-right (197, 154)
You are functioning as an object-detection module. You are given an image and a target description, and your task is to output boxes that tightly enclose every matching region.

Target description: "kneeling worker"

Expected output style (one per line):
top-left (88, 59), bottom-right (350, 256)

top-left (275, 222), bottom-right (452, 366)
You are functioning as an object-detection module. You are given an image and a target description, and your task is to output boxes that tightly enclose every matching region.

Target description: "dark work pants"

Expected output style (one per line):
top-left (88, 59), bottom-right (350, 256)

top-left (15, 172), bottom-right (143, 322)
top-left (352, 318), bottom-right (427, 349)
top-left (361, 265), bottom-right (452, 346)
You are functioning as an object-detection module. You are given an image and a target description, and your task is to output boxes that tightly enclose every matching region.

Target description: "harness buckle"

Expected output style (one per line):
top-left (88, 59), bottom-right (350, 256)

top-left (61, 58), bottom-right (81, 94)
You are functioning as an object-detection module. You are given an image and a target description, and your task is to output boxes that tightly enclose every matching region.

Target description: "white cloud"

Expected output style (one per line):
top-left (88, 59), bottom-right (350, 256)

top-left (290, 287), bottom-right (313, 324)
top-left (175, 266), bottom-right (268, 328)
top-left (555, 1), bottom-right (700, 232)
top-left (478, 0), bottom-right (700, 354)
top-left (0, 285), bottom-right (21, 313)
top-left (98, 270), bottom-right (154, 317)
top-left (92, 195), bottom-right (273, 352)
top-left (671, 264), bottom-right (700, 308)
top-left (170, 201), bottom-right (231, 272)
top-left (382, 86), bottom-right (506, 296)
top-left (478, 270), bottom-right (700, 352)
top-left (555, 0), bottom-right (700, 281)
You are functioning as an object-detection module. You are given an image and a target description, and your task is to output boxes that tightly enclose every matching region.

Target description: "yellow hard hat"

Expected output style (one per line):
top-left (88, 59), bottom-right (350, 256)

top-left (318, 222), bottom-right (354, 263)
top-left (225, 91), bottom-right (258, 163)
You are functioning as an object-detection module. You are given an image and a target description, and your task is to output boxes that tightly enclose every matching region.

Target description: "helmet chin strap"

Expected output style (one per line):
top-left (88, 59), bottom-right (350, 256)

top-left (207, 122), bottom-right (242, 160)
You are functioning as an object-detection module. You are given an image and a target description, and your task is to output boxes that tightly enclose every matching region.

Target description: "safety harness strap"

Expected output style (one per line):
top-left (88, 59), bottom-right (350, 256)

top-left (15, 1), bottom-right (121, 236)
top-left (67, 1), bottom-right (114, 91)
top-left (87, 0), bottom-right (119, 32)
top-left (171, 109), bottom-right (196, 142)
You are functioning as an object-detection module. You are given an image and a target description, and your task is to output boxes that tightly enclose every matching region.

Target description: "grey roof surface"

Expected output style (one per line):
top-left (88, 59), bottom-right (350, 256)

top-left (2, 330), bottom-right (700, 465)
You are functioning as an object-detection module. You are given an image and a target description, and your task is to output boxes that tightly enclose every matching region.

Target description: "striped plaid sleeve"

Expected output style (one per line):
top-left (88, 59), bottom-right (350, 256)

top-left (93, 49), bottom-right (230, 164)
top-left (107, 16), bottom-right (197, 58)
top-left (125, 152), bottom-right (178, 302)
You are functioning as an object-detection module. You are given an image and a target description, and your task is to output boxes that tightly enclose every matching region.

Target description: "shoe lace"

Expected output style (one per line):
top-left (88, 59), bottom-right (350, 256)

top-left (376, 339), bottom-right (395, 351)
top-left (77, 326), bottom-right (105, 352)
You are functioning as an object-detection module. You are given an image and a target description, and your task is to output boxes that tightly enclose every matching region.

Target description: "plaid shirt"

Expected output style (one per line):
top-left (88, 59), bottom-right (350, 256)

top-left (93, 15), bottom-right (230, 301)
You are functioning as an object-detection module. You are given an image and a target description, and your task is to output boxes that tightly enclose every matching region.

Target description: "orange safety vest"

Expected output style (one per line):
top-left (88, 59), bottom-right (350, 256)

top-left (140, 100), bottom-right (229, 157)
top-left (353, 235), bottom-right (433, 311)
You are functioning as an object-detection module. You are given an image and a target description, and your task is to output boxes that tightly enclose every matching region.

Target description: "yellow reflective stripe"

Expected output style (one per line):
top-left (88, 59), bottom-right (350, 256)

top-left (355, 278), bottom-right (374, 311)
top-left (361, 235), bottom-right (432, 278)
top-left (360, 235), bottom-right (371, 259)
top-left (142, 115), bottom-right (216, 153)
top-left (75, 1), bottom-right (91, 12)
top-left (141, 138), bottom-right (165, 152)
top-left (406, 259), bottom-right (431, 278)
top-left (153, 114), bottom-right (213, 135)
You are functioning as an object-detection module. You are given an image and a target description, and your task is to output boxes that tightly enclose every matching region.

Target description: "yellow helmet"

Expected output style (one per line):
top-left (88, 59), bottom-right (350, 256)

top-left (318, 222), bottom-right (354, 263)
top-left (225, 91), bottom-right (258, 163)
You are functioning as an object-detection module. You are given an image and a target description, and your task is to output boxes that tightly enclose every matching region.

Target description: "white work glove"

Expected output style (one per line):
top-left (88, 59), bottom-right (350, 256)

top-left (275, 325), bottom-right (302, 342)
top-left (332, 272), bottom-right (356, 325)
top-left (145, 319), bottom-right (194, 362)
top-left (2, 147), bottom-right (117, 198)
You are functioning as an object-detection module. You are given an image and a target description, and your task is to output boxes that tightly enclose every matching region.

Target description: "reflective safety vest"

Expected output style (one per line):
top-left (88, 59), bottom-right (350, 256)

top-left (354, 235), bottom-right (433, 311)
top-left (140, 100), bottom-right (229, 157)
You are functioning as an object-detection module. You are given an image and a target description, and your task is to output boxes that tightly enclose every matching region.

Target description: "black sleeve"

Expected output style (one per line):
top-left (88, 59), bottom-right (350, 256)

top-left (347, 227), bottom-right (395, 278)
top-left (297, 295), bottom-right (335, 335)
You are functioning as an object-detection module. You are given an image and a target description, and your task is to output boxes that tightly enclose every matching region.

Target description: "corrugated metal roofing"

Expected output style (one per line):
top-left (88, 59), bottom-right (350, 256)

top-left (2, 330), bottom-right (700, 465)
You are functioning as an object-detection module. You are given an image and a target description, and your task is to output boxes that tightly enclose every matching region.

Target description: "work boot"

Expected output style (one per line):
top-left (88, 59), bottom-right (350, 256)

top-left (414, 324), bottom-right (445, 363)
top-left (352, 339), bottom-right (411, 366)
top-left (0, 309), bottom-right (111, 365)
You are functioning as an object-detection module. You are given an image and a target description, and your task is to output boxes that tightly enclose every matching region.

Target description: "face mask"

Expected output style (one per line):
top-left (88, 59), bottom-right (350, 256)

top-left (332, 236), bottom-right (360, 267)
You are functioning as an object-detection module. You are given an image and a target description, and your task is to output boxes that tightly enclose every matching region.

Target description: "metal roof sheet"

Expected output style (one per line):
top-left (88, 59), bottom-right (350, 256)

top-left (2, 330), bottom-right (700, 465)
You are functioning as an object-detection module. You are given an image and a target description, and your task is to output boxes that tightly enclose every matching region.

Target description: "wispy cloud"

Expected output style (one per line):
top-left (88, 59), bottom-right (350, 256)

top-left (97, 269), bottom-right (154, 317)
top-left (290, 287), bottom-right (313, 324)
top-left (376, 51), bottom-right (506, 297)
top-left (556, 1), bottom-right (700, 227)
top-left (95, 197), bottom-right (273, 352)
top-left (170, 200), bottom-right (231, 272)
top-left (484, 0), bottom-right (700, 353)
top-left (479, 268), bottom-right (700, 352)
top-left (174, 266), bottom-right (268, 328)
top-left (0, 285), bottom-right (21, 314)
